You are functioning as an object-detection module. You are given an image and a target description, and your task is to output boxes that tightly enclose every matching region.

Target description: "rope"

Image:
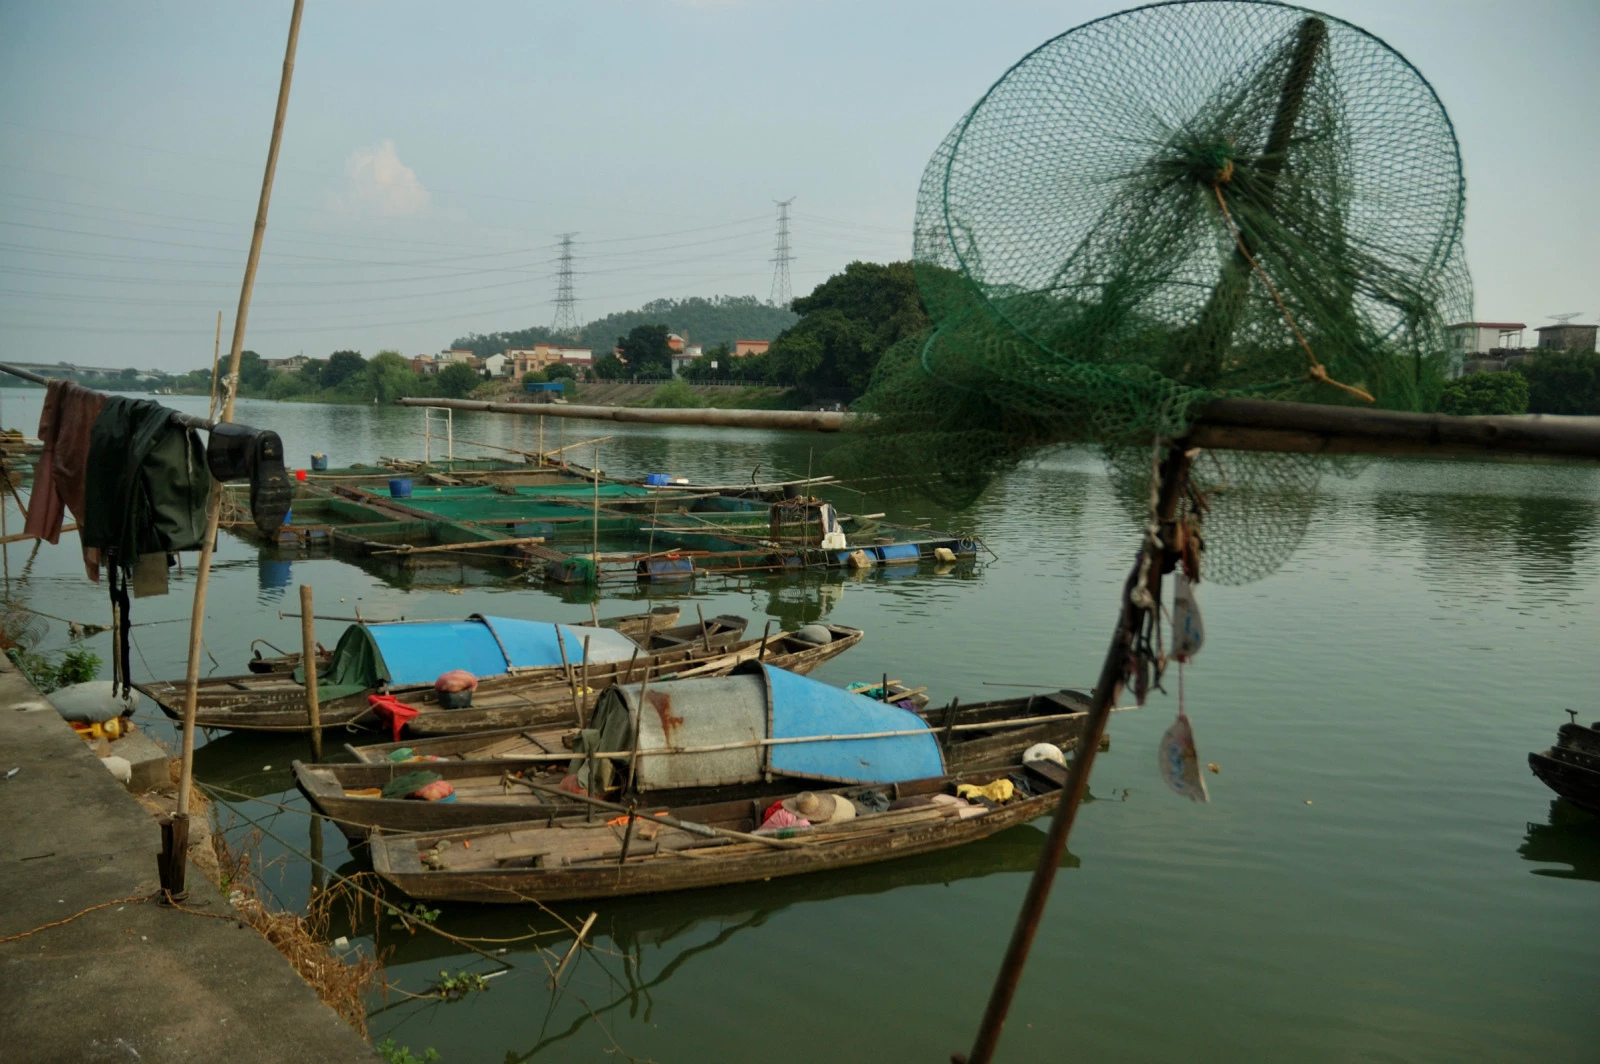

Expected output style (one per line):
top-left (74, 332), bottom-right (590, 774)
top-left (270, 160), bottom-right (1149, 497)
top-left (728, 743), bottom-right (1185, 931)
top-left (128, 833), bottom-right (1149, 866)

top-left (1212, 183), bottom-right (1374, 404)
top-left (0, 893), bottom-right (156, 944)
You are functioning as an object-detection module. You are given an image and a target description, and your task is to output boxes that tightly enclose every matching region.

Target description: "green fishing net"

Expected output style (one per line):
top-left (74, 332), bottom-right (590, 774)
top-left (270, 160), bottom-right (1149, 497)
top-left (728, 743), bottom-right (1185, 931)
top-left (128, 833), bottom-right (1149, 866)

top-left (841, 0), bottom-right (1471, 580)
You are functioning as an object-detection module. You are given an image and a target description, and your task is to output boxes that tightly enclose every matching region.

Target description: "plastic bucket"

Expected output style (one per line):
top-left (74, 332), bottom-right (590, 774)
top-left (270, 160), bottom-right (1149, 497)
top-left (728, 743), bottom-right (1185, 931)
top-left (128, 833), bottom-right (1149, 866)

top-left (646, 473), bottom-right (670, 486)
top-left (389, 478), bottom-right (413, 499)
top-left (310, 453), bottom-right (328, 471)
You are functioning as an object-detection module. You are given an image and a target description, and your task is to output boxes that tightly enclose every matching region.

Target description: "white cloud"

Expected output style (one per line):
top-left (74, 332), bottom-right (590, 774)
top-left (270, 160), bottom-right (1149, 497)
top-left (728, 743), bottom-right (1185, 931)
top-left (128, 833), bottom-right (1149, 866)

top-left (336, 140), bottom-right (429, 217)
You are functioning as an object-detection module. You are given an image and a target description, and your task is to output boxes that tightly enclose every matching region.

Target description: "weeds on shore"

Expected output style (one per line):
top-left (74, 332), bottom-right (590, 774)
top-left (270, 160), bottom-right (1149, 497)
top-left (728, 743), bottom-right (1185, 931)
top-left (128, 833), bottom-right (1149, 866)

top-left (213, 831), bottom-right (386, 1037)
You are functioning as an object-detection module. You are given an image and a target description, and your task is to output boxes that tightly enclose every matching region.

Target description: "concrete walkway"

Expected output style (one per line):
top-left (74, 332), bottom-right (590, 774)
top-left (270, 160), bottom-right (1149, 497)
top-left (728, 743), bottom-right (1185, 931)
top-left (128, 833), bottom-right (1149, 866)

top-left (0, 657), bottom-right (376, 1063)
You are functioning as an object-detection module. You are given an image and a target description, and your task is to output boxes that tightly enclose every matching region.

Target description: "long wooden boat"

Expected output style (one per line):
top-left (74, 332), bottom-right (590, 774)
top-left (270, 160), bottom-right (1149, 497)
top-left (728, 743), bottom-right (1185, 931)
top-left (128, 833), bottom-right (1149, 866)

top-left (137, 619), bottom-right (857, 734)
top-left (368, 759), bottom-right (1070, 903)
top-left (300, 675), bottom-right (1094, 841)
top-left (245, 606), bottom-right (682, 675)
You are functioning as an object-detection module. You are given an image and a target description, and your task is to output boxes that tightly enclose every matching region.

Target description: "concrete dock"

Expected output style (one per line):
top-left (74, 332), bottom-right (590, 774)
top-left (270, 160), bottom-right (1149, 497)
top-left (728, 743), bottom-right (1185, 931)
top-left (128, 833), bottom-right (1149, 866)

top-left (0, 657), bottom-right (376, 1063)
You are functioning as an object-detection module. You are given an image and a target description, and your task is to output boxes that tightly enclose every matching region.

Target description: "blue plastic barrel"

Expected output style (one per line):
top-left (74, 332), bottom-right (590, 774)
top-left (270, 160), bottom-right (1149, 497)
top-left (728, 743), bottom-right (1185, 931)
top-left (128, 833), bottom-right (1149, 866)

top-left (646, 472), bottom-right (670, 486)
top-left (389, 478), bottom-right (413, 499)
top-left (310, 453), bottom-right (328, 471)
top-left (875, 543), bottom-right (921, 564)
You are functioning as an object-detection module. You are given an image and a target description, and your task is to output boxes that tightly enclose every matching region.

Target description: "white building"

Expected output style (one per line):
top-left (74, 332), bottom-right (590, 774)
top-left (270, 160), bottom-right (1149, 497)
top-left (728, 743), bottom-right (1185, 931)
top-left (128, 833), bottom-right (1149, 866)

top-left (481, 353), bottom-right (508, 377)
top-left (1447, 322), bottom-right (1525, 356)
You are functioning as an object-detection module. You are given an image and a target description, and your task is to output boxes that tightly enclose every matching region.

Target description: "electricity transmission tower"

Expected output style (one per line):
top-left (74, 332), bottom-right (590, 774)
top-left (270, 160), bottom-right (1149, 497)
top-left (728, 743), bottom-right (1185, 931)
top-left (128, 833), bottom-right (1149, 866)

top-left (551, 232), bottom-right (579, 337)
top-left (769, 199), bottom-right (795, 307)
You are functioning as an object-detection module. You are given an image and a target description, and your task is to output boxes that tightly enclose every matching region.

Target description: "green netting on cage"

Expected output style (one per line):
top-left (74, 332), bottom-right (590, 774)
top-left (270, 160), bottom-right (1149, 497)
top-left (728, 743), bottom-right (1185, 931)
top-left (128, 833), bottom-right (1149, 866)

top-left (839, 0), bottom-right (1472, 542)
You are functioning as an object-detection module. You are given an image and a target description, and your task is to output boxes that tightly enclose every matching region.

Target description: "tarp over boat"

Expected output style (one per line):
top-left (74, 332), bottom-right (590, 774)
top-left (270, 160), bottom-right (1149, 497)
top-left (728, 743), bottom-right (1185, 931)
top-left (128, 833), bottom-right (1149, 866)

top-left (300, 614), bottom-right (641, 695)
top-left (582, 662), bottom-right (945, 790)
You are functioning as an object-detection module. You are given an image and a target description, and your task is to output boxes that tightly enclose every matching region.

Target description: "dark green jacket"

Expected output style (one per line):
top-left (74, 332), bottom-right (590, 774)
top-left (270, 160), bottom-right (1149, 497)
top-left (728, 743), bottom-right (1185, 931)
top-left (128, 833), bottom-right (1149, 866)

top-left (82, 397), bottom-right (210, 560)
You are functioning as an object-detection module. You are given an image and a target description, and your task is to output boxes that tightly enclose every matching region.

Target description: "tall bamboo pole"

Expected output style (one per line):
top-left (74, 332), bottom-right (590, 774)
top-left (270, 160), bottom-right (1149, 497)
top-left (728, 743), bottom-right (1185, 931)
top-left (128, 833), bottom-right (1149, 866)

top-left (206, 310), bottom-right (223, 421)
top-left (173, 0), bottom-right (304, 854)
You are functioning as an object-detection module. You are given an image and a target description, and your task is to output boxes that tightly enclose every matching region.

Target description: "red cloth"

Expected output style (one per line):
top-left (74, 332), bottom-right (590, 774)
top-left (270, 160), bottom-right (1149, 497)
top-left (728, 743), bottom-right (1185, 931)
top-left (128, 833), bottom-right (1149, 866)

top-left (368, 693), bottom-right (420, 741)
top-left (26, 380), bottom-right (107, 576)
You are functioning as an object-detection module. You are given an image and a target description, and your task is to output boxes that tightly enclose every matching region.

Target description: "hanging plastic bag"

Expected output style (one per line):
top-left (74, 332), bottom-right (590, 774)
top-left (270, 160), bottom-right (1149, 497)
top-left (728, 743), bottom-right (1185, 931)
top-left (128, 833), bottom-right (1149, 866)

top-left (1158, 706), bottom-right (1209, 802)
top-left (1172, 571), bottom-right (1203, 662)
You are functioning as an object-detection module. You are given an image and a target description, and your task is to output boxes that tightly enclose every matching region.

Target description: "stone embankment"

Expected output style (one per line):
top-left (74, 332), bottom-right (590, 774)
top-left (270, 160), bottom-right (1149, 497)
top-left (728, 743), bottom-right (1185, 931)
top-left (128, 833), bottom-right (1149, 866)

top-left (0, 656), bottom-right (376, 1063)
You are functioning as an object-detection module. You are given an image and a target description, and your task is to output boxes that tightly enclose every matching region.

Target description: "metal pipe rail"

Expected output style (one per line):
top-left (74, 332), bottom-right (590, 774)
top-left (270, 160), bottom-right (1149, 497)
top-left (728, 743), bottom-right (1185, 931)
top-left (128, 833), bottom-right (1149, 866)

top-left (395, 394), bottom-right (1600, 461)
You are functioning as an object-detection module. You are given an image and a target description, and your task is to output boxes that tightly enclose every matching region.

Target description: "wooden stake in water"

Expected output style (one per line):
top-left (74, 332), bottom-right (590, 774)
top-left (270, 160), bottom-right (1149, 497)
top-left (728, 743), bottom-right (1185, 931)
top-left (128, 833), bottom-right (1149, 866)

top-left (299, 584), bottom-right (322, 760)
top-left (591, 443), bottom-right (600, 562)
top-left (174, 0), bottom-right (305, 866)
top-left (578, 635), bottom-right (592, 729)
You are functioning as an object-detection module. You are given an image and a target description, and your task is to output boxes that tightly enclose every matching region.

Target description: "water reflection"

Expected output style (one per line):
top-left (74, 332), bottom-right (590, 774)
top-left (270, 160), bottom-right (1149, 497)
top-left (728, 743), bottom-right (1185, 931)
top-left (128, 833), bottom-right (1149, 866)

top-left (1370, 490), bottom-right (1600, 597)
top-left (1518, 799), bottom-right (1600, 882)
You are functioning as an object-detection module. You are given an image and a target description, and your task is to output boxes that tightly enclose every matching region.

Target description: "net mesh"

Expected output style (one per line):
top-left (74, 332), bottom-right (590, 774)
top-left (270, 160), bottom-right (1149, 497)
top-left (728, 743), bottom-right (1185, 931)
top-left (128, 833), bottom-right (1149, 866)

top-left (840, 0), bottom-right (1471, 580)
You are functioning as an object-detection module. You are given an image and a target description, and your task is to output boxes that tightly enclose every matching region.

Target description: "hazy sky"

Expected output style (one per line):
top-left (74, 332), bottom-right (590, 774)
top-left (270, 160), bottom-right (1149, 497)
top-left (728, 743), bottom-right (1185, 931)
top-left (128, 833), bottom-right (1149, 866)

top-left (0, 0), bottom-right (1594, 372)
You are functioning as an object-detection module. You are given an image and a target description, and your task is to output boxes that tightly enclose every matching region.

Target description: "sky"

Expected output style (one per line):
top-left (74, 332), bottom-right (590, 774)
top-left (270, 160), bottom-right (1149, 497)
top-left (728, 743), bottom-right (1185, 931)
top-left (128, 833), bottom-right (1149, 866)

top-left (0, 0), bottom-right (1594, 373)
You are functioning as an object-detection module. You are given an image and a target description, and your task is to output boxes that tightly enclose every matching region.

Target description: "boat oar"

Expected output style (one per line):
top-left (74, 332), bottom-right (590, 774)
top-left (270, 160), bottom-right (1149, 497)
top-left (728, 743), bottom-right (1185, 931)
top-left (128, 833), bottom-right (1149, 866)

top-left (505, 775), bottom-right (804, 851)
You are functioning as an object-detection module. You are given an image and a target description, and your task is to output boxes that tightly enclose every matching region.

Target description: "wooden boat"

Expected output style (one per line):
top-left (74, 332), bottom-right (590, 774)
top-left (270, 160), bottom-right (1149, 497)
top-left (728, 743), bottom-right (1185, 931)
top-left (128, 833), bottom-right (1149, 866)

top-left (243, 606), bottom-right (681, 675)
top-left (298, 670), bottom-right (1094, 841)
top-left (368, 759), bottom-right (1072, 903)
top-left (1529, 714), bottom-right (1600, 815)
top-left (137, 619), bottom-right (857, 735)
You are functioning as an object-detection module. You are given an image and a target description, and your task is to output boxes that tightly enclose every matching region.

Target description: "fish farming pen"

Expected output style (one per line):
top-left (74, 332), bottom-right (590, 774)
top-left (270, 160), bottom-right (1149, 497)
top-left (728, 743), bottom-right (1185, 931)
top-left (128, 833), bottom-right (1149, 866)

top-left (220, 450), bottom-right (986, 587)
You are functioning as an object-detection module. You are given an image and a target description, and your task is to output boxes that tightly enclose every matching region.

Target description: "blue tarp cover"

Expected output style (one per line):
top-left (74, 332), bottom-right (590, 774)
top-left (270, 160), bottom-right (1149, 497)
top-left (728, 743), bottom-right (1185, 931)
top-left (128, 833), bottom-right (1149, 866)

top-left (365, 616), bottom-right (639, 687)
top-left (763, 664), bottom-right (945, 784)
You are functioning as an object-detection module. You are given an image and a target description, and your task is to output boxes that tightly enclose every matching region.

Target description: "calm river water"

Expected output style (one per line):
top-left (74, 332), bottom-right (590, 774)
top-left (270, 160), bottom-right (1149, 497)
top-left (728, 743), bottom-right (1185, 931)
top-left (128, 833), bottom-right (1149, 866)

top-left (4, 390), bottom-right (1597, 1063)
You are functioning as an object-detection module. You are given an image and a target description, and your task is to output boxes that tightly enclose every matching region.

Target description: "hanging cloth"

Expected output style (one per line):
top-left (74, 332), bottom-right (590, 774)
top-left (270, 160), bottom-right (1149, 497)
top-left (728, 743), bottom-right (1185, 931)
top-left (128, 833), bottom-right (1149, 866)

top-left (25, 380), bottom-right (107, 571)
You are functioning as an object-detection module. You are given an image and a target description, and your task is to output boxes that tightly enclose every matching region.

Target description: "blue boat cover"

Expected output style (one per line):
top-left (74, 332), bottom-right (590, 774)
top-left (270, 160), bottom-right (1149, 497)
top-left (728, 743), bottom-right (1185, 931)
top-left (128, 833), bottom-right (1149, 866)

top-left (762, 664), bottom-right (945, 784)
top-left (365, 616), bottom-right (639, 688)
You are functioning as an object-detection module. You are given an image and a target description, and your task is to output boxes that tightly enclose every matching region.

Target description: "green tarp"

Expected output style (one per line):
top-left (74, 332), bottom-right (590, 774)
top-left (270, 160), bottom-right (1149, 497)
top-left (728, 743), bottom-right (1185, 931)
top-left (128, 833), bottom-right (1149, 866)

top-left (293, 624), bottom-right (389, 702)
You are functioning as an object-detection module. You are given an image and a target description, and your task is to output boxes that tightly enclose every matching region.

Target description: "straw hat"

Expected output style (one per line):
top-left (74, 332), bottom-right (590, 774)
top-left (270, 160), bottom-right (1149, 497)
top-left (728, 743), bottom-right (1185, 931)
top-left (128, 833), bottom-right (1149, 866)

top-left (1023, 742), bottom-right (1067, 768)
top-left (782, 790), bottom-right (855, 823)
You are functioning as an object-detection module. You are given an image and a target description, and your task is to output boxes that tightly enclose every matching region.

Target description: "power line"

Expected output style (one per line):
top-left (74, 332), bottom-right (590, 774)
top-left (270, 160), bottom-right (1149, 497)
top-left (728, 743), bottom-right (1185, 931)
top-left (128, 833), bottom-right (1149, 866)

top-left (550, 232), bottom-right (579, 337)
top-left (769, 198), bottom-right (795, 307)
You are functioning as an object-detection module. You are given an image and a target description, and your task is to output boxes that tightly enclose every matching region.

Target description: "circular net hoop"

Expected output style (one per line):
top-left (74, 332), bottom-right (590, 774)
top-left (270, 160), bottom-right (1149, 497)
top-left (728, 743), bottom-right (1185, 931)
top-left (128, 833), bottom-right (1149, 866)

top-left (843, 0), bottom-right (1472, 544)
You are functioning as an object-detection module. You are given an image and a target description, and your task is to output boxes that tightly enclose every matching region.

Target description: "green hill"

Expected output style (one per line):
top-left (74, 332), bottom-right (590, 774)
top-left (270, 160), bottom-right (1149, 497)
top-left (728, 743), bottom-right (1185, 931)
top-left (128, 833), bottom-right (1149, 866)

top-left (452, 295), bottom-right (797, 358)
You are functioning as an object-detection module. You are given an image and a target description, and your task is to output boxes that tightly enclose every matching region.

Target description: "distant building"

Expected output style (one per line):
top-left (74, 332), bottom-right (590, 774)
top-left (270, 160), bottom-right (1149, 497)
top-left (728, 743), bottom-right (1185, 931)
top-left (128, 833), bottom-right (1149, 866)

top-left (265, 355), bottom-right (311, 374)
top-left (733, 339), bottom-right (770, 357)
top-left (508, 345), bottom-right (592, 379)
top-left (1535, 324), bottom-right (1598, 352)
top-left (667, 333), bottom-right (686, 354)
top-left (1447, 322), bottom-right (1525, 357)
top-left (685, 344), bottom-right (703, 359)
top-left (410, 354), bottom-right (438, 376)
top-left (438, 349), bottom-right (475, 364)
top-left (481, 353), bottom-right (508, 377)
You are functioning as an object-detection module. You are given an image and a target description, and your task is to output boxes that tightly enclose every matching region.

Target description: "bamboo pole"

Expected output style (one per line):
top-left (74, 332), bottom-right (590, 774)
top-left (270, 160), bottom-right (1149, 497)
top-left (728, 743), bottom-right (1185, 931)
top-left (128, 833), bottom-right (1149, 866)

top-left (959, 442), bottom-right (1191, 1064)
top-left (299, 585), bottom-right (321, 760)
top-left (495, 707), bottom-right (1131, 762)
top-left (695, 603), bottom-right (711, 651)
top-left (590, 443), bottom-right (600, 561)
top-left (556, 629), bottom-right (580, 723)
top-left (507, 774), bottom-right (803, 850)
top-left (578, 636), bottom-right (591, 729)
top-left (207, 310), bottom-right (223, 421)
top-left (548, 911), bottom-right (596, 988)
top-left (369, 535), bottom-right (546, 556)
top-left (397, 397), bottom-right (849, 433)
top-left (173, 0), bottom-right (304, 866)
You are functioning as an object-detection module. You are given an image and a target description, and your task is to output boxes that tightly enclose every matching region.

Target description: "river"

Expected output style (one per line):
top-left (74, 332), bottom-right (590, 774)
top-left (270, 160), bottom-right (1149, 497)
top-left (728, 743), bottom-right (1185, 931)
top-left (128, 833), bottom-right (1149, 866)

top-left (4, 389), bottom-right (1596, 1063)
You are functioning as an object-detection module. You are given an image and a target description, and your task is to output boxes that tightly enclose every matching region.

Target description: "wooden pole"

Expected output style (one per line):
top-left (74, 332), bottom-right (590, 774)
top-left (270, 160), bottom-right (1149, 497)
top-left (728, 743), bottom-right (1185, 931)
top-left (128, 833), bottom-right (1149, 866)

top-left (556, 629), bottom-right (580, 723)
top-left (695, 603), bottom-right (712, 651)
top-left (757, 619), bottom-right (772, 661)
top-left (591, 443), bottom-right (600, 561)
top-left (207, 310), bottom-right (223, 421)
top-left (959, 442), bottom-right (1191, 1064)
top-left (537, 415), bottom-right (544, 465)
top-left (174, 0), bottom-right (304, 846)
top-left (299, 584), bottom-right (321, 760)
top-left (578, 635), bottom-right (591, 729)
